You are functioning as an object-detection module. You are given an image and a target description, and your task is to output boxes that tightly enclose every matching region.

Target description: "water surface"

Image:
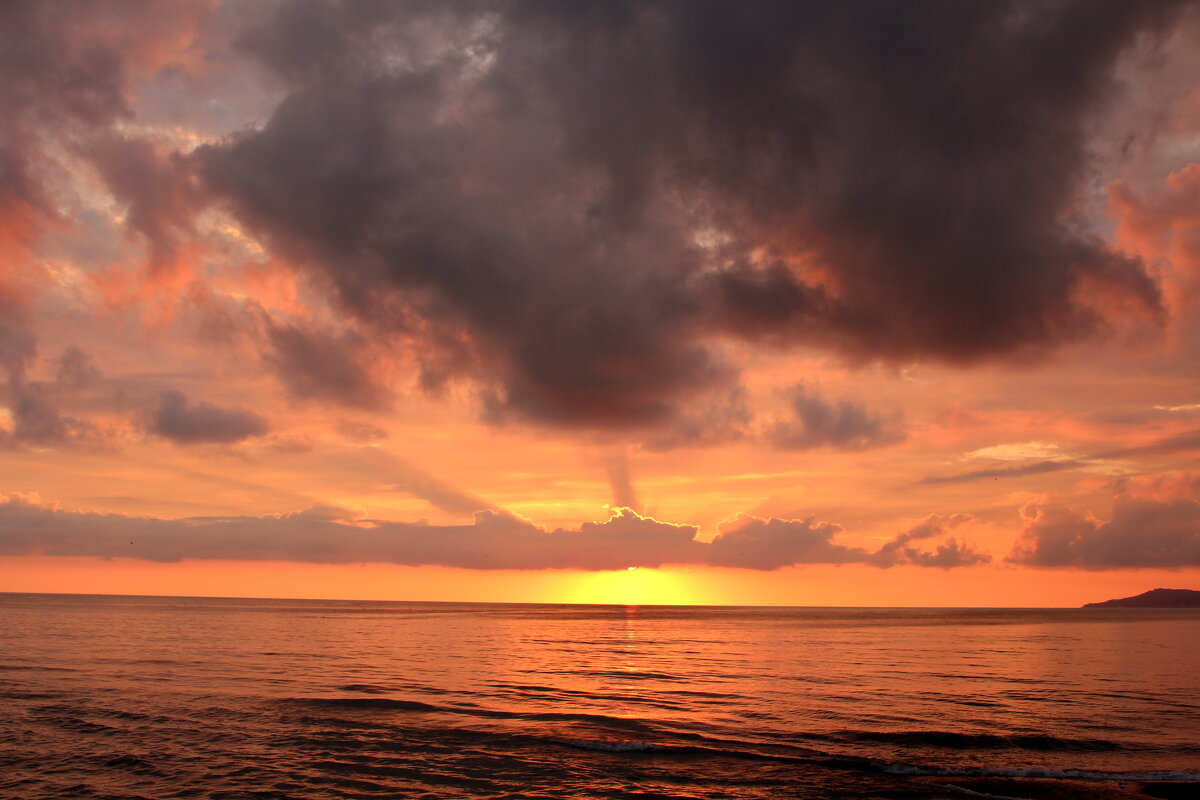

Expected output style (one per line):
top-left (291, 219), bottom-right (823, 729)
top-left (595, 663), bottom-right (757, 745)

top-left (2, 594), bottom-right (1198, 799)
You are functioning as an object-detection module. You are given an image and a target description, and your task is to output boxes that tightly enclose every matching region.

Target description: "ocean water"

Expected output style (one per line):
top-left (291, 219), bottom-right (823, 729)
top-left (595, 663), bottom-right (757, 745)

top-left (1, 594), bottom-right (1198, 800)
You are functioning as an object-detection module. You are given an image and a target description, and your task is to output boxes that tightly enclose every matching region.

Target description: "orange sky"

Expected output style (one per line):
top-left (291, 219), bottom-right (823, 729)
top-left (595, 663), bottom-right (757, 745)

top-left (2, 1), bottom-right (1200, 606)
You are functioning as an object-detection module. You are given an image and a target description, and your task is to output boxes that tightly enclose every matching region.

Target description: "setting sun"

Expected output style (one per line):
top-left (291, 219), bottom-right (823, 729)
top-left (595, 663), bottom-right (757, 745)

top-left (565, 568), bottom-right (696, 606)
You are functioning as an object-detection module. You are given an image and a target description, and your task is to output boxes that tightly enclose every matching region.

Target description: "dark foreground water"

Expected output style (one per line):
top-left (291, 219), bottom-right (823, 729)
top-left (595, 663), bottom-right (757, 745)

top-left (2, 594), bottom-right (1199, 800)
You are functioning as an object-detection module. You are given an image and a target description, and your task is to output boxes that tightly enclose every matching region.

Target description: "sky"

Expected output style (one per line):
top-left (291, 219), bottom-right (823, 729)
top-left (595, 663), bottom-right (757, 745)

top-left (2, 0), bottom-right (1200, 606)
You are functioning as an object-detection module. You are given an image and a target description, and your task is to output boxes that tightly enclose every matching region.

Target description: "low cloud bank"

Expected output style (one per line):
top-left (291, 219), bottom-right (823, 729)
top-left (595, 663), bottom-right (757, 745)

top-left (0, 496), bottom-right (985, 571)
top-left (1010, 496), bottom-right (1200, 568)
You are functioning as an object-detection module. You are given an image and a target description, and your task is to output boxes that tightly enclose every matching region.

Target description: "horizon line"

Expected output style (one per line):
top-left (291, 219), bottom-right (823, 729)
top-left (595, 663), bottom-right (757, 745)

top-left (0, 589), bottom-right (1155, 610)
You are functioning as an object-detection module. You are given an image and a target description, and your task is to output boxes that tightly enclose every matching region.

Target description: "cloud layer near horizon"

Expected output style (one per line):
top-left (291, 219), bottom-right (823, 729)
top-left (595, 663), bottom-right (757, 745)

top-left (0, 494), bottom-right (987, 571)
top-left (1011, 496), bottom-right (1200, 568)
top-left (2, 1), bottom-right (1200, 587)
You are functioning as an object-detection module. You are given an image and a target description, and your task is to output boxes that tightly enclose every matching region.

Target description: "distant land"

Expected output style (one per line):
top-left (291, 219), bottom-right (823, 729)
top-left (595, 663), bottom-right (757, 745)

top-left (1083, 588), bottom-right (1200, 608)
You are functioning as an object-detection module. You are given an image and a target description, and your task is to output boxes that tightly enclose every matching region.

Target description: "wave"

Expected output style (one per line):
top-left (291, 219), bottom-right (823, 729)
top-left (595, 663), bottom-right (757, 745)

top-left (289, 697), bottom-right (660, 732)
top-left (837, 729), bottom-right (1123, 752)
top-left (550, 736), bottom-right (1200, 787)
top-left (290, 699), bottom-right (1181, 776)
top-left (555, 738), bottom-right (676, 753)
top-left (878, 762), bottom-right (1200, 782)
top-left (300, 697), bottom-right (444, 712)
top-left (557, 736), bottom-right (1200, 786)
top-left (102, 754), bottom-right (162, 775)
top-left (462, 726), bottom-right (1200, 787)
top-left (939, 784), bottom-right (1037, 800)
top-left (572, 669), bottom-right (685, 681)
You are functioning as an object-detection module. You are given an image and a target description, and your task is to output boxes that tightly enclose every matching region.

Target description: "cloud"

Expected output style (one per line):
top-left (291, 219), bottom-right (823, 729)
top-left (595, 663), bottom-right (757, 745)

top-left (1093, 428), bottom-right (1200, 459)
top-left (190, 0), bottom-right (1190, 429)
top-left (965, 441), bottom-right (1065, 461)
top-left (388, 460), bottom-right (494, 516)
top-left (0, 497), bottom-right (700, 570)
top-left (603, 450), bottom-right (641, 511)
top-left (147, 390), bottom-right (268, 445)
top-left (921, 460), bottom-right (1086, 485)
top-left (0, 2), bottom-right (213, 448)
top-left (336, 420), bottom-right (388, 443)
top-left (1, 381), bottom-right (103, 450)
top-left (1009, 496), bottom-right (1200, 568)
top-left (0, 0), bottom-right (214, 272)
top-left (1109, 162), bottom-right (1200, 324)
top-left (1109, 471), bottom-right (1200, 501)
top-left (53, 347), bottom-right (101, 391)
top-left (765, 383), bottom-right (904, 450)
top-left (1, 346), bottom-right (106, 451)
top-left (266, 322), bottom-right (390, 410)
top-left (870, 514), bottom-right (990, 569)
top-left (641, 386), bottom-right (751, 451)
top-left (904, 538), bottom-right (992, 569)
top-left (0, 496), bottom-right (990, 571)
top-left (708, 514), bottom-right (865, 569)
top-left (922, 428), bottom-right (1200, 484)
top-left (89, 135), bottom-right (203, 278)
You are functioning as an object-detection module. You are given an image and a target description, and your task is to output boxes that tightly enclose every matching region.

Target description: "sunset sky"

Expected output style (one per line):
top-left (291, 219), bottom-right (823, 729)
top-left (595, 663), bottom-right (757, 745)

top-left (3, 0), bottom-right (1200, 606)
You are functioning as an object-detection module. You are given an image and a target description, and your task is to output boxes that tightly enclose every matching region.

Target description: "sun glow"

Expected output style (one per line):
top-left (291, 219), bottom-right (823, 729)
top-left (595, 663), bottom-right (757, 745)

top-left (565, 567), bottom-right (694, 606)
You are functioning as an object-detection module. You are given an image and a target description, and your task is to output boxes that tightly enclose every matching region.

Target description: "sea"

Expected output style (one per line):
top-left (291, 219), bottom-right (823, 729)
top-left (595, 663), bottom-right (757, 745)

top-left (1, 594), bottom-right (1198, 800)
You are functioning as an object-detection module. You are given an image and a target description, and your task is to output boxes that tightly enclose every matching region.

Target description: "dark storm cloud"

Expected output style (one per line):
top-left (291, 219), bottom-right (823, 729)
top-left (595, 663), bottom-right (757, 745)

top-left (1010, 497), bottom-right (1200, 568)
top-left (194, 0), bottom-right (1191, 426)
top-left (147, 390), bottom-right (268, 445)
top-left (766, 384), bottom-right (903, 451)
top-left (0, 497), bottom-right (990, 571)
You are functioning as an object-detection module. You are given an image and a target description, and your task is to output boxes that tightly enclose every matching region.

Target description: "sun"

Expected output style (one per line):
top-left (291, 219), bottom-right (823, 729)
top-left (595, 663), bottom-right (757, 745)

top-left (565, 567), bottom-right (694, 605)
